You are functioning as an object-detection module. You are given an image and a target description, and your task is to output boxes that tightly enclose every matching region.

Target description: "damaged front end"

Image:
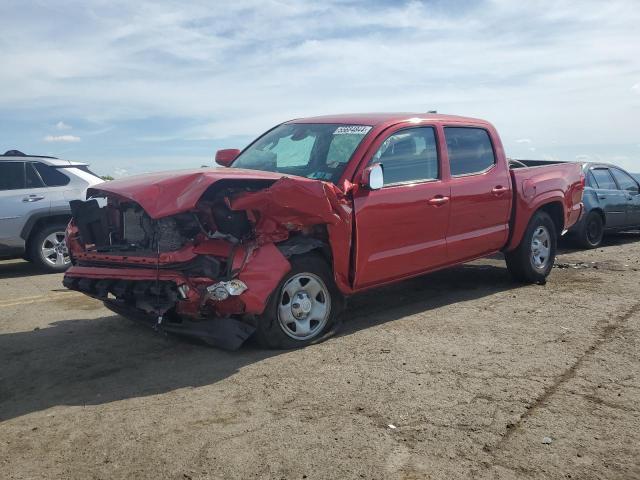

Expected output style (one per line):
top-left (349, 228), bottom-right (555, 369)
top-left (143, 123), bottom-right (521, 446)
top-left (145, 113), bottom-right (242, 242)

top-left (63, 170), bottom-right (351, 350)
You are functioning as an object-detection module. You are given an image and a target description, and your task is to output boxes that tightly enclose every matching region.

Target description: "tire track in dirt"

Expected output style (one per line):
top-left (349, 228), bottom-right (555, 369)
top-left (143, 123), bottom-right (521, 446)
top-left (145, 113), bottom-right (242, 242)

top-left (489, 300), bottom-right (640, 453)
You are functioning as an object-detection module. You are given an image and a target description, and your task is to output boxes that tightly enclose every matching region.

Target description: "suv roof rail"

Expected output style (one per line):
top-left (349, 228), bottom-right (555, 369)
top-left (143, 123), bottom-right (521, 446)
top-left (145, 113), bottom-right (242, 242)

top-left (2, 149), bottom-right (58, 159)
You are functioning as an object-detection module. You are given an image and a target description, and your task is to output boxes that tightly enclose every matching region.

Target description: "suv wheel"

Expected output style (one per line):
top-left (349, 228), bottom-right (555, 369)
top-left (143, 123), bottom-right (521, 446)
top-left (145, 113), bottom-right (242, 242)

top-left (29, 224), bottom-right (71, 272)
top-left (254, 254), bottom-right (343, 349)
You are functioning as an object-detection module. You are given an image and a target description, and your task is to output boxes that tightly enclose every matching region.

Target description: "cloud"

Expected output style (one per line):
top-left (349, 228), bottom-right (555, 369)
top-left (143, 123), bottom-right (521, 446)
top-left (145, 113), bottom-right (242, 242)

top-left (43, 135), bottom-right (81, 142)
top-left (632, 82), bottom-right (640, 94)
top-left (516, 138), bottom-right (532, 144)
top-left (2, 1), bottom-right (638, 126)
top-left (55, 121), bottom-right (72, 130)
top-left (1, 0), bottom-right (639, 173)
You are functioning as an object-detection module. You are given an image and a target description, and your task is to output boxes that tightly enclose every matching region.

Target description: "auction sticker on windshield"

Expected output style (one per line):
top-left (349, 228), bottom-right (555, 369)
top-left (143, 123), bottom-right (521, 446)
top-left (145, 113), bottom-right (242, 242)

top-left (333, 126), bottom-right (372, 135)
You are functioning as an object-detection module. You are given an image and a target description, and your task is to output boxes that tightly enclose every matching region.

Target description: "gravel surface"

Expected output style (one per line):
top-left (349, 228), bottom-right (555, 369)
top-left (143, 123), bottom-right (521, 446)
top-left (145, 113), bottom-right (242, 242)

top-left (1, 234), bottom-right (639, 479)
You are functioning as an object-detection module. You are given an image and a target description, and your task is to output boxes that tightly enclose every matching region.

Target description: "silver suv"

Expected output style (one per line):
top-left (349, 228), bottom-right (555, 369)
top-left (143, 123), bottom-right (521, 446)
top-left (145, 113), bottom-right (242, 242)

top-left (0, 150), bottom-right (103, 272)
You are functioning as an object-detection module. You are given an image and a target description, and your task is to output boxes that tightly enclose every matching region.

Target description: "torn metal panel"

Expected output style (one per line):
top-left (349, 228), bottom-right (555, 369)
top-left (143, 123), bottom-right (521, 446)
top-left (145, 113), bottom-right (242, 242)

top-left (87, 168), bottom-right (283, 219)
top-left (227, 176), bottom-right (355, 294)
top-left (229, 177), bottom-right (350, 242)
top-left (236, 243), bottom-right (291, 315)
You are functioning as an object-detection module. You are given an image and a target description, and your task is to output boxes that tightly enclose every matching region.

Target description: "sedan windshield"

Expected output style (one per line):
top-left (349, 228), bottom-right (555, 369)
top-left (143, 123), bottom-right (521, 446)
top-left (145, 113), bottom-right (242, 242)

top-left (231, 123), bottom-right (372, 184)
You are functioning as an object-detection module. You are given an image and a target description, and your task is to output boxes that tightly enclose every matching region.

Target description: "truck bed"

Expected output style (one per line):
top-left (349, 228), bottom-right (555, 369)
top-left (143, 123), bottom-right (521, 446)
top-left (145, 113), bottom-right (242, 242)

top-left (506, 160), bottom-right (584, 250)
top-left (509, 158), bottom-right (571, 169)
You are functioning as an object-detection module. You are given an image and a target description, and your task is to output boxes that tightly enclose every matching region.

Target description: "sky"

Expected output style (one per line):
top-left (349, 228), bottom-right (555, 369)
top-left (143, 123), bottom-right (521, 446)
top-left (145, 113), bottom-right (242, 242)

top-left (1, 0), bottom-right (639, 177)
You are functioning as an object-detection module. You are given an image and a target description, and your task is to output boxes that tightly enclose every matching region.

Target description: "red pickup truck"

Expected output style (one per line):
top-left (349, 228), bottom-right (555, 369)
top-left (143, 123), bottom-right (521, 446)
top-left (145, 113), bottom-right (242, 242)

top-left (63, 113), bottom-right (584, 349)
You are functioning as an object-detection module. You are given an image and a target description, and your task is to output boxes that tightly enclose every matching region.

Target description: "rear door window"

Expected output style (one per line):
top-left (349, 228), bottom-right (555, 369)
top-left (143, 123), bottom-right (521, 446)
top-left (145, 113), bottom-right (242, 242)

top-left (26, 163), bottom-right (45, 188)
top-left (33, 162), bottom-right (70, 186)
top-left (0, 162), bottom-right (26, 190)
top-left (445, 127), bottom-right (496, 176)
top-left (591, 168), bottom-right (617, 190)
top-left (370, 127), bottom-right (439, 185)
top-left (610, 168), bottom-right (640, 192)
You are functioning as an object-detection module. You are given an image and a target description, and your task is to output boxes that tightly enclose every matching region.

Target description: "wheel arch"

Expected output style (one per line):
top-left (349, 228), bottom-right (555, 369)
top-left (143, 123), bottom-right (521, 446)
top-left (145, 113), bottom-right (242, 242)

top-left (276, 234), bottom-right (332, 263)
top-left (538, 201), bottom-right (564, 237)
top-left (506, 194), bottom-right (566, 251)
top-left (21, 208), bottom-right (72, 241)
top-left (22, 211), bottom-right (72, 259)
top-left (588, 207), bottom-right (606, 227)
top-left (275, 228), bottom-right (339, 287)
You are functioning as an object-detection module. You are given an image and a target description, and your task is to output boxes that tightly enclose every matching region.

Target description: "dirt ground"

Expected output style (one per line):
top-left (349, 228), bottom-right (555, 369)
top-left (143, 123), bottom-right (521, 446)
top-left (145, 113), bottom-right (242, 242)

top-left (1, 234), bottom-right (639, 480)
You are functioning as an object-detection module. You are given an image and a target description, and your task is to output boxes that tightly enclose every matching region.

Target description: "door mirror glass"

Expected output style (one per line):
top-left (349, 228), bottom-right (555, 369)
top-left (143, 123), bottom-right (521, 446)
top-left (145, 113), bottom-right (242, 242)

top-left (362, 163), bottom-right (384, 190)
top-left (215, 149), bottom-right (241, 167)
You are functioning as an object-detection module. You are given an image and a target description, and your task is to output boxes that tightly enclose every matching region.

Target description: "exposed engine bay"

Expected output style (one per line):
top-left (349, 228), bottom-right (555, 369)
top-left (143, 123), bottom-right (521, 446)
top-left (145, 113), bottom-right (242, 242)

top-left (69, 185), bottom-right (258, 255)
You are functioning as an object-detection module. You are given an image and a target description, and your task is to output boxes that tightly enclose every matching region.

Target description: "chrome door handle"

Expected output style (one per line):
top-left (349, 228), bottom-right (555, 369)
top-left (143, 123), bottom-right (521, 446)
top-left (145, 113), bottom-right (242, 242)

top-left (22, 195), bottom-right (45, 202)
top-left (428, 195), bottom-right (450, 206)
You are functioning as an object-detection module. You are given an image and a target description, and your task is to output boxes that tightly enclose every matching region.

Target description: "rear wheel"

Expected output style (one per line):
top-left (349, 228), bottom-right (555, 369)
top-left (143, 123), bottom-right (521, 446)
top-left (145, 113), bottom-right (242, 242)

top-left (254, 254), bottom-right (343, 349)
top-left (505, 211), bottom-right (557, 284)
top-left (29, 224), bottom-right (71, 272)
top-left (575, 211), bottom-right (604, 249)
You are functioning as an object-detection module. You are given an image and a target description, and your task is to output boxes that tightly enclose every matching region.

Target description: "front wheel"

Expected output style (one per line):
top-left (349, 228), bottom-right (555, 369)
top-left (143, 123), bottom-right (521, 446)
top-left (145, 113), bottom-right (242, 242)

top-left (254, 254), bottom-right (343, 349)
top-left (505, 211), bottom-right (557, 284)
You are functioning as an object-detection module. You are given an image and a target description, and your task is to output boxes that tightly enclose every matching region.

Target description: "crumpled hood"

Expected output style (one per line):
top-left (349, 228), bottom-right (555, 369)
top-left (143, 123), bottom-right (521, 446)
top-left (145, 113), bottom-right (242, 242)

top-left (88, 168), bottom-right (288, 219)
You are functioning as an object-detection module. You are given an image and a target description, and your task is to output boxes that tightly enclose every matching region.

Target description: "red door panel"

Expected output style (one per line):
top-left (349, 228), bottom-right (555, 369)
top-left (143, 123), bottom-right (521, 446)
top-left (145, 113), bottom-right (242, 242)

top-left (353, 181), bottom-right (450, 288)
top-left (446, 169), bottom-right (511, 262)
top-left (443, 126), bottom-right (512, 263)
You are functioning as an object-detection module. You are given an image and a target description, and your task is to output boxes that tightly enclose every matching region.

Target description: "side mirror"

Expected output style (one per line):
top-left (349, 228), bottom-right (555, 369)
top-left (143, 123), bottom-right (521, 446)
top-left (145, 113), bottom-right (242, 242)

top-left (215, 149), bottom-right (240, 167)
top-left (362, 163), bottom-right (384, 190)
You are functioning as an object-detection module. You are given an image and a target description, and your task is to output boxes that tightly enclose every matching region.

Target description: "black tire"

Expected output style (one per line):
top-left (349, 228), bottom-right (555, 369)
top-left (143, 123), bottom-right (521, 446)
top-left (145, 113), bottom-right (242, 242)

top-left (505, 211), bottom-right (557, 284)
top-left (575, 211), bottom-right (604, 249)
top-left (28, 223), bottom-right (71, 273)
top-left (254, 253), bottom-right (344, 349)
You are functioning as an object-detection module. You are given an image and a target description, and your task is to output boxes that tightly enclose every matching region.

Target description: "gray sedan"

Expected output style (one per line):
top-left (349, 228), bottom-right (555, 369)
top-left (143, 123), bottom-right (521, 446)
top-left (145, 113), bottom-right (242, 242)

top-left (570, 163), bottom-right (640, 248)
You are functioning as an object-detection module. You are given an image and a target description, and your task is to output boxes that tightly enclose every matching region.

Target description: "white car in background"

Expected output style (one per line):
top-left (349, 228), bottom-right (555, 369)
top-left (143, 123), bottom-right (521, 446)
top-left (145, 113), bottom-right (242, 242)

top-left (0, 150), bottom-right (103, 272)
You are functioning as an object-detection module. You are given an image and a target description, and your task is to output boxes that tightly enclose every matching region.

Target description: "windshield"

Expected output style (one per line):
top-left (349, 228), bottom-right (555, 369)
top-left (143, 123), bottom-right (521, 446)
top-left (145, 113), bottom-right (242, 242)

top-left (231, 123), bottom-right (372, 183)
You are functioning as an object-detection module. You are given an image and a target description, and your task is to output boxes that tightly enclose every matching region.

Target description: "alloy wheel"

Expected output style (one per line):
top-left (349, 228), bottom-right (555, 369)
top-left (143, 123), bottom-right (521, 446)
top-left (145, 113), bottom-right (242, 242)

top-left (41, 231), bottom-right (70, 267)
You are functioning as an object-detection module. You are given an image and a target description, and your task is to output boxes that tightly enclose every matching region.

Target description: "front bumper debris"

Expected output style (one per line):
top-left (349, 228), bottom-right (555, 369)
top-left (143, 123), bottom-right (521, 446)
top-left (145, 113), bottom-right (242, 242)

top-left (103, 300), bottom-right (255, 351)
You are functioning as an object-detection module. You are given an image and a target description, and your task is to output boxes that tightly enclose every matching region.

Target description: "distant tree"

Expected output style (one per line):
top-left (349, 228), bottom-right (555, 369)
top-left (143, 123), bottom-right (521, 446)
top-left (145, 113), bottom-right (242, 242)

top-left (100, 175), bottom-right (114, 181)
